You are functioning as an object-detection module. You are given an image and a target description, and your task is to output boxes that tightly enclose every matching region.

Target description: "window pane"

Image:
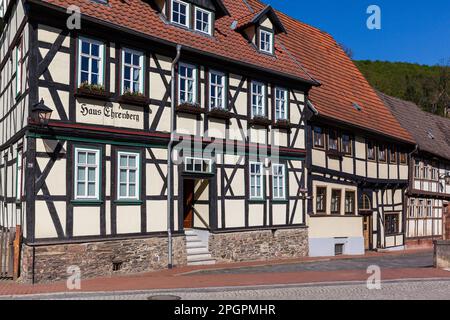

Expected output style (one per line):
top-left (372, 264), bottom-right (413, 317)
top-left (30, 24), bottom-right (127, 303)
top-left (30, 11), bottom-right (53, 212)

top-left (129, 170), bottom-right (136, 184)
top-left (77, 167), bottom-right (86, 181)
top-left (81, 57), bottom-right (89, 72)
top-left (120, 169), bottom-right (127, 183)
top-left (81, 41), bottom-right (90, 54)
top-left (88, 182), bottom-right (96, 196)
top-left (129, 156), bottom-right (136, 168)
top-left (88, 168), bottom-right (96, 182)
top-left (132, 54), bottom-right (140, 66)
top-left (129, 184), bottom-right (136, 197)
top-left (91, 44), bottom-right (99, 57)
top-left (87, 153), bottom-right (96, 165)
top-left (120, 155), bottom-right (127, 167)
top-left (78, 152), bottom-right (87, 164)
top-left (119, 184), bottom-right (127, 197)
top-left (77, 182), bottom-right (85, 196)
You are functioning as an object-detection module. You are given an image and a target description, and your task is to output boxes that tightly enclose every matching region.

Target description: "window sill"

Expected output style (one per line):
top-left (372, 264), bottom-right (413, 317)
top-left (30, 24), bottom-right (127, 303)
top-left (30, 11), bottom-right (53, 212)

top-left (117, 94), bottom-right (150, 106)
top-left (71, 200), bottom-right (104, 206)
top-left (75, 87), bottom-right (113, 101)
top-left (114, 200), bottom-right (143, 206)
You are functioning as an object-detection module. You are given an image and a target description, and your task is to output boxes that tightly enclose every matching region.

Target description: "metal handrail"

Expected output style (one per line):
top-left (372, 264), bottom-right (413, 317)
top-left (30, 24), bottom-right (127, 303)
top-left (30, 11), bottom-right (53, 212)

top-left (191, 205), bottom-right (210, 229)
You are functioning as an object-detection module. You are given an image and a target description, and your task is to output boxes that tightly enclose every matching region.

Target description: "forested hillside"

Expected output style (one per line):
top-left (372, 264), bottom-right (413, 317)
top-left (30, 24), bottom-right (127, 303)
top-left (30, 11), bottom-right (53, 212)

top-left (355, 60), bottom-right (449, 117)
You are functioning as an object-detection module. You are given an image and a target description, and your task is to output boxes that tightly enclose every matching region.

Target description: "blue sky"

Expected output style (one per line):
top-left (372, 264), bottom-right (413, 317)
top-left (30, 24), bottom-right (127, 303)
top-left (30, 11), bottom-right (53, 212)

top-left (264, 0), bottom-right (450, 66)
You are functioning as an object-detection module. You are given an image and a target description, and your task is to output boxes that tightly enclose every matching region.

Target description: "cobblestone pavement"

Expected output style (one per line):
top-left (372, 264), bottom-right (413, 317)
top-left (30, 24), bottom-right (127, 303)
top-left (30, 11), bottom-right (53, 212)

top-left (3, 279), bottom-right (450, 300)
top-left (187, 251), bottom-right (434, 275)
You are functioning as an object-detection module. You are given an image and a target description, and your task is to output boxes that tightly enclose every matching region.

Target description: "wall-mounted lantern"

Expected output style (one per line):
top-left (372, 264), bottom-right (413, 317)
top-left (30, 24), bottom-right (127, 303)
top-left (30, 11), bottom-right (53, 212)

top-left (31, 99), bottom-right (53, 126)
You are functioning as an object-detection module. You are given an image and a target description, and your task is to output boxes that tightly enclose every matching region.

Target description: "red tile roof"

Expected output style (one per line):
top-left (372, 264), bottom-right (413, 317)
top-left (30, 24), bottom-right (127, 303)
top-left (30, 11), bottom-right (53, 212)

top-left (246, 0), bottom-right (414, 144)
top-left (37, 0), bottom-right (414, 143)
top-left (37, 0), bottom-right (315, 84)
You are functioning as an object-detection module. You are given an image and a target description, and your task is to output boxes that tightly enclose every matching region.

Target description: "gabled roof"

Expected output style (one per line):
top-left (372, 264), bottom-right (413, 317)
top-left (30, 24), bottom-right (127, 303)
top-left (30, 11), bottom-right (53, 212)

top-left (378, 92), bottom-right (450, 161)
top-left (35, 0), bottom-right (316, 85)
top-left (236, 5), bottom-right (287, 34)
top-left (244, 0), bottom-right (415, 144)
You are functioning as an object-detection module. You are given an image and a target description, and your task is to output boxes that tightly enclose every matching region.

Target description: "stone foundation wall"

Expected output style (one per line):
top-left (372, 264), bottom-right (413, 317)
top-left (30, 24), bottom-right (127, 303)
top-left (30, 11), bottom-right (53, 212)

top-left (20, 236), bottom-right (186, 284)
top-left (209, 228), bottom-right (309, 263)
top-left (434, 240), bottom-right (450, 269)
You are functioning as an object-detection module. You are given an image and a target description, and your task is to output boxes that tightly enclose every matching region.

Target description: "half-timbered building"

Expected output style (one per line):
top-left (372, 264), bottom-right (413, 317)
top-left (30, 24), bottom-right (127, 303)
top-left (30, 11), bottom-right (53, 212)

top-left (379, 92), bottom-right (450, 248)
top-left (264, 4), bottom-right (417, 256)
top-left (0, 0), bottom-right (321, 282)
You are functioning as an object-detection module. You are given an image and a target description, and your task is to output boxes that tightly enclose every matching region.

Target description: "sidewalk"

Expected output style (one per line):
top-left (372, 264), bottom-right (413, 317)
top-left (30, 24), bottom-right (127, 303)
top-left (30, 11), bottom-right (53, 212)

top-left (1, 249), bottom-right (448, 297)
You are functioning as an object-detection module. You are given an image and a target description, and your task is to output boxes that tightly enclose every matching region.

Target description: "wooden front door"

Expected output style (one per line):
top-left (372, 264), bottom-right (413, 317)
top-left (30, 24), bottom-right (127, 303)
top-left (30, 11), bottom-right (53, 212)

top-left (183, 179), bottom-right (195, 229)
top-left (363, 215), bottom-right (371, 250)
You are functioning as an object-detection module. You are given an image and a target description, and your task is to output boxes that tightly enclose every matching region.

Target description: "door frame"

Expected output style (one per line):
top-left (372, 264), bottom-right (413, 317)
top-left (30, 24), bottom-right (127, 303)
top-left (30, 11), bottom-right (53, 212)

top-left (361, 212), bottom-right (373, 251)
top-left (178, 171), bottom-right (218, 232)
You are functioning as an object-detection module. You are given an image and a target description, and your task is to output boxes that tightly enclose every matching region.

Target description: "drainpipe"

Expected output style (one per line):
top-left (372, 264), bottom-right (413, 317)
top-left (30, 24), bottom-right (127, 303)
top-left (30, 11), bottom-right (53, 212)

top-left (167, 44), bottom-right (182, 269)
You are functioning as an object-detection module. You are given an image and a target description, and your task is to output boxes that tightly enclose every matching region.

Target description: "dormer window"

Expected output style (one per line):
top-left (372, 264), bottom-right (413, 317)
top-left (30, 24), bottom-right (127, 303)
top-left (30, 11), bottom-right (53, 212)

top-left (259, 29), bottom-right (273, 54)
top-left (195, 7), bottom-right (212, 35)
top-left (171, 0), bottom-right (190, 28)
top-left (166, 0), bottom-right (226, 36)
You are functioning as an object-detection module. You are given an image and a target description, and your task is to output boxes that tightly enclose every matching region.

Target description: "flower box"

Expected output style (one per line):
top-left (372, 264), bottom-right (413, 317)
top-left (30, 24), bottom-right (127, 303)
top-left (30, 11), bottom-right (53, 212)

top-left (207, 108), bottom-right (233, 120)
top-left (176, 103), bottom-right (205, 115)
top-left (75, 85), bottom-right (113, 101)
top-left (118, 94), bottom-right (151, 106)
top-left (249, 116), bottom-right (272, 127)
top-left (272, 119), bottom-right (292, 130)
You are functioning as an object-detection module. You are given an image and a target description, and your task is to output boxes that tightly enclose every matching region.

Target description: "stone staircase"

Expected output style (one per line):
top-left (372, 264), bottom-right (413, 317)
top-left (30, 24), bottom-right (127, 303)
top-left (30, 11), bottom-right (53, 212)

top-left (185, 229), bottom-right (216, 266)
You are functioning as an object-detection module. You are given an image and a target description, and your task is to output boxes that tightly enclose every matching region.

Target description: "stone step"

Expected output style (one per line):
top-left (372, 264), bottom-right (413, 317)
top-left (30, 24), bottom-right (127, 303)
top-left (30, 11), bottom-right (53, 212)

top-left (187, 259), bottom-right (216, 266)
top-left (184, 230), bottom-right (197, 236)
top-left (186, 237), bottom-right (202, 243)
top-left (186, 242), bottom-right (206, 249)
top-left (187, 253), bottom-right (214, 262)
top-left (187, 247), bottom-right (210, 255)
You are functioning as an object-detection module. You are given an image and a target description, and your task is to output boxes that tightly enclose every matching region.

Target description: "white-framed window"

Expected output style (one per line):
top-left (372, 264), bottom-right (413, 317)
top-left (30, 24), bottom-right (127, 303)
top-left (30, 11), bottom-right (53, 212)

top-left (209, 70), bottom-right (225, 109)
top-left (74, 148), bottom-right (100, 200)
top-left (15, 40), bottom-right (23, 96)
top-left (426, 200), bottom-right (433, 217)
top-left (178, 63), bottom-right (197, 104)
top-left (185, 157), bottom-right (212, 174)
top-left (78, 37), bottom-right (104, 86)
top-left (259, 29), bottom-right (273, 54)
top-left (251, 81), bottom-right (266, 118)
top-left (15, 149), bottom-right (23, 202)
top-left (117, 152), bottom-right (140, 200)
top-left (408, 199), bottom-right (416, 218)
top-left (250, 162), bottom-right (263, 200)
top-left (275, 87), bottom-right (288, 120)
top-left (418, 200), bottom-right (425, 217)
top-left (171, 0), bottom-right (190, 27)
top-left (272, 164), bottom-right (285, 200)
top-left (122, 48), bottom-right (144, 94)
top-left (195, 7), bottom-right (212, 35)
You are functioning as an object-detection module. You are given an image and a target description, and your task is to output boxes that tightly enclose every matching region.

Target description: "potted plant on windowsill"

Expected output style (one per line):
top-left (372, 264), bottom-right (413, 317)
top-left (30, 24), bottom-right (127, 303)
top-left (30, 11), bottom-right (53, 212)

top-left (207, 107), bottom-right (233, 120)
top-left (249, 115), bottom-right (272, 127)
top-left (118, 90), bottom-right (151, 106)
top-left (75, 82), bottom-right (113, 101)
top-left (176, 102), bottom-right (205, 115)
top-left (272, 119), bottom-right (292, 130)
